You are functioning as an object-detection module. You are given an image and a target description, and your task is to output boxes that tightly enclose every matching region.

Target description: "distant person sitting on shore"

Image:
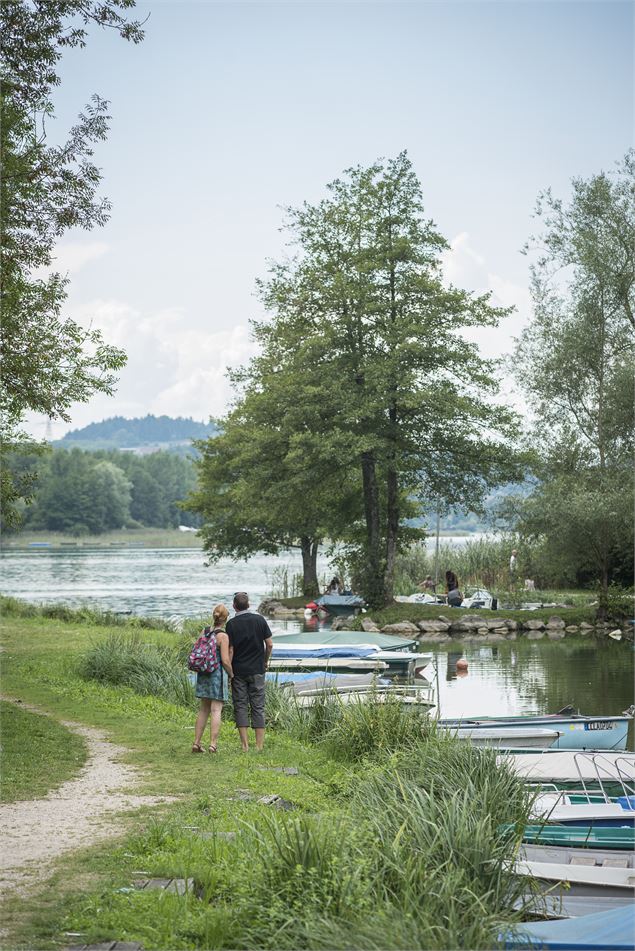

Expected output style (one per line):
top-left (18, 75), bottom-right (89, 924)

top-left (326, 577), bottom-right (343, 595)
top-left (445, 570), bottom-right (463, 608)
top-left (226, 592), bottom-right (273, 753)
top-left (418, 575), bottom-right (436, 593)
top-left (191, 603), bottom-right (233, 754)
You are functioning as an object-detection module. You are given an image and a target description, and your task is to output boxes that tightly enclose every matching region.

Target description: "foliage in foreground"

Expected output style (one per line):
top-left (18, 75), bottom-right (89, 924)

top-left (59, 718), bottom-right (532, 951)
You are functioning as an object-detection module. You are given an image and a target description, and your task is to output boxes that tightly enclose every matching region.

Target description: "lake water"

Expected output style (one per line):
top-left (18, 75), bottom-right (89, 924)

top-left (1, 546), bottom-right (632, 746)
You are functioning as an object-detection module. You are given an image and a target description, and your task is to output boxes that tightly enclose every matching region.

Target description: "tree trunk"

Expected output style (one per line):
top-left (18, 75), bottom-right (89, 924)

top-left (300, 535), bottom-right (320, 597)
top-left (361, 450), bottom-right (385, 607)
top-left (384, 405), bottom-right (399, 602)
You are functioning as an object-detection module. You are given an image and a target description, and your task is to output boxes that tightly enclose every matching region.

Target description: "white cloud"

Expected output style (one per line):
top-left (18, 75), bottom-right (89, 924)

top-left (441, 232), bottom-right (532, 361)
top-left (51, 241), bottom-right (110, 275)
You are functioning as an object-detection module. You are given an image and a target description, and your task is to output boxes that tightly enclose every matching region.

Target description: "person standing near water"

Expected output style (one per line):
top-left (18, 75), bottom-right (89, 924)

top-left (226, 592), bottom-right (273, 752)
top-left (192, 604), bottom-right (233, 754)
top-left (445, 570), bottom-right (462, 607)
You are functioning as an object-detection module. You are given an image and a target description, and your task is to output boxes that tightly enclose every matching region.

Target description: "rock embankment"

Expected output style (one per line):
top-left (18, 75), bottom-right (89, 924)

top-left (374, 615), bottom-right (629, 642)
top-left (258, 599), bottom-right (307, 619)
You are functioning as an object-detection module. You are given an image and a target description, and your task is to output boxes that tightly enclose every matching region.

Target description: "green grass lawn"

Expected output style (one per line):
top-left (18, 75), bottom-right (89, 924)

top-left (0, 700), bottom-right (87, 803)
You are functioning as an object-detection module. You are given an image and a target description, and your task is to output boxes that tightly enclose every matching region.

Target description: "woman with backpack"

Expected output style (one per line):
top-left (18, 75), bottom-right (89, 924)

top-left (191, 603), bottom-right (233, 753)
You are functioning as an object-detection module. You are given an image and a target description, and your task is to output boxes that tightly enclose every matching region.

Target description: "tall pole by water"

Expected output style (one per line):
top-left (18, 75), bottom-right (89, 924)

top-left (434, 508), bottom-right (441, 589)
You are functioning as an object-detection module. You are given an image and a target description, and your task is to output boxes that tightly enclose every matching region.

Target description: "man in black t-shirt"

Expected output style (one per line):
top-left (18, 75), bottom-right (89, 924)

top-left (226, 592), bottom-right (273, 752)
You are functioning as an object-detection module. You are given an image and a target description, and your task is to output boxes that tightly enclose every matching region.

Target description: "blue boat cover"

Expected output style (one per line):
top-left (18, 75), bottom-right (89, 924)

top-left (271, 647), bottom-right (376, 659)
top-left (503, 905), bottom-right (635, 950)
top-left (316, 594), bottom-right (366, 608)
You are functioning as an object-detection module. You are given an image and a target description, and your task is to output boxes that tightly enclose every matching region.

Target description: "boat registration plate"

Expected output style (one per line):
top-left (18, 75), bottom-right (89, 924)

top-left (584, 721), bottom-right (613, 731)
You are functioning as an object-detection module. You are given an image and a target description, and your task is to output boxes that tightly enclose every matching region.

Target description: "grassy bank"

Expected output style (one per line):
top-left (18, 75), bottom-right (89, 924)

top-left (0, 701), bottom-right (87, 803)
top-left (0, 609), bottom-right (534, 950)
top-left (0, 528), bottom-right (203, 550)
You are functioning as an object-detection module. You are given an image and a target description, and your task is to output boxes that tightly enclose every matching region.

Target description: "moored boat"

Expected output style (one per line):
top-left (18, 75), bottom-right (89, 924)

top-left (517, 843), bottom-right (635, 900)
top-left (271, 644), bottom-right (431, 677)
top-left (268, 656), bottom-right (389, 672)
top-left (506, 823), bottom-right (635, 850)
top-left (447, 726), bottom-right (561, 750)
top-left (440, 711), bottom-right (631, 751)
top-left (501, 751), bottom-right (635, 788)
top-left (503, 904), bottom-right (635, 948)
top-left (530, 790), bottom-right (635, 828)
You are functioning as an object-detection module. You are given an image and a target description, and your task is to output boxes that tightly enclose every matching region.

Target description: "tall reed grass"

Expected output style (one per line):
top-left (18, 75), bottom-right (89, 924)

top-left (77, 632), bottom-right (195, 708)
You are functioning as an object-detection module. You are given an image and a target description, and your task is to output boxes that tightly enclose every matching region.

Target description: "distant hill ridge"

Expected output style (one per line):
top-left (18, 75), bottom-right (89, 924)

top-left (56, 414), bottom-right (218, 450)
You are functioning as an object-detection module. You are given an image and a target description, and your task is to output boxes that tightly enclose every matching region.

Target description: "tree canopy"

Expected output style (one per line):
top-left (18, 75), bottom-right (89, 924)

top-left (0, 0), bottom-right (144, 523)
top-left (191, 154), bottom-right (523, 605)
top-left (509, 151), bottom-right (635, 596)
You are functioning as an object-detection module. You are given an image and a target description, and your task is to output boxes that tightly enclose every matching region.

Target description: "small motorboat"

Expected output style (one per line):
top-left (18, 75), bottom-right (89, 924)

top-left (271, 644), bottom-right (432, 677)
top-left (313, 594), bottom-right (366, 617)
top-left (441, 710), bottom-right (632, 751)
top-left (503, 904), bottom-right (635, 947)
top-left (446, 726), bottom-right (561, 750)
top-left (531, 791), bottom-right (635, 828)
top-left (505, 824), bottom-right (635, 851)
top-left (517, 843), bottom-right (635, 899)
top-left (501, 751), bottom-right (635, 787)
top-left (460, 588), bottom-right (495, 610)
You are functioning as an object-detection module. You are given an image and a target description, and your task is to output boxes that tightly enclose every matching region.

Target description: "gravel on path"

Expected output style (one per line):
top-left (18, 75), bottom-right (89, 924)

top-left (0, 698), bottom-right (178, 898)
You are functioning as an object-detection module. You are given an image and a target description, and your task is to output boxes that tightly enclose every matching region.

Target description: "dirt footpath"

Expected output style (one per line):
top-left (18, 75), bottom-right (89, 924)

top-left (0, 698), bottom-right (177, 896)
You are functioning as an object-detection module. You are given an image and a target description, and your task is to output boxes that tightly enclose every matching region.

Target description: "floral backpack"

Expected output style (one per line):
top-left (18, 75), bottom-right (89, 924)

top-left (188, 627), bottom-right (220, 674)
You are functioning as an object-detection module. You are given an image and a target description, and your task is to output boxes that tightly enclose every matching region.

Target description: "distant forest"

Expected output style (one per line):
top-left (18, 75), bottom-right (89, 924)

top-left (5, 415), bottom-right (522, 537)
top-left (4, 447), bottom-right (199, 535)
top-left (56, 414), bottom-right (218, 451)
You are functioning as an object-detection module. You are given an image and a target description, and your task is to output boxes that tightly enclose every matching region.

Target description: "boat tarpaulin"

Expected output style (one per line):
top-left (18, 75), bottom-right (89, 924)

top-left (271, 647), bottom-right (377, 659)
top-left (502, 904), bottom-right (635, 950)
top-left (272, 630), bottom-right (417, 651)
top-left (316, 595), bottom-right (366, 609)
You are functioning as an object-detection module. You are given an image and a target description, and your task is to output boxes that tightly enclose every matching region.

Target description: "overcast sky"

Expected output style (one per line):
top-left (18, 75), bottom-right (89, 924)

top-left (29, 0), bottom-right (633, 440)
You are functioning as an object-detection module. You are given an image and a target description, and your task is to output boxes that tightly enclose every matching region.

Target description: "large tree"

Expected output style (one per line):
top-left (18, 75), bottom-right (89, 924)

top-left (0, 1), bottom-right (143, 522)
top-left (188, 364), bottom-right (361, 597)
top-left (511, 152), bottom-right (635, 598)
top-left (256, 154), bottom-right (521, 605)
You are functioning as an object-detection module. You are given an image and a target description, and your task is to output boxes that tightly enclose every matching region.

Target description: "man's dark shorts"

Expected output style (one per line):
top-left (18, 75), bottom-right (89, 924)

top-left (231, 673), bottom-right (266, 729)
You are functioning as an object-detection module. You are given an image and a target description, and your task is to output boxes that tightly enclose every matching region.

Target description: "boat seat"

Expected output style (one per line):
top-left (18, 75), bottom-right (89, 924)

top-left (569, 855), bottom-right (597, 866)
top-left (602, 858), bottom-right (629, 868)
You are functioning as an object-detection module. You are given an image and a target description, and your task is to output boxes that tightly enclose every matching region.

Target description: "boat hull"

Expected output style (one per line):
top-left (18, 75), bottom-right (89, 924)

top-left (440, 715), bottom-right (630, 751)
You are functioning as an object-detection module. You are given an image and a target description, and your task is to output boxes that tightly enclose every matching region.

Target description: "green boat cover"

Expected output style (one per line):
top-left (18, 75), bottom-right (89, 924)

top-left (501, 823), bottom-right (635, 850)
top-left (271, 630), bottom-right (418, 651)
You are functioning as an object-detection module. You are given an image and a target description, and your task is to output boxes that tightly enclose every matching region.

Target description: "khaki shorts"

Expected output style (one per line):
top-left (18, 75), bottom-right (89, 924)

top-left (231, 673), bottom-right (266, 729)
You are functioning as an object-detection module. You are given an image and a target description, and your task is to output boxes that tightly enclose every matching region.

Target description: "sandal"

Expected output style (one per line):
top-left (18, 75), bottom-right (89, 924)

top-left (191, 743), bottom-right (206, 753)
top-left (208, 744), bottom-right (217, 753)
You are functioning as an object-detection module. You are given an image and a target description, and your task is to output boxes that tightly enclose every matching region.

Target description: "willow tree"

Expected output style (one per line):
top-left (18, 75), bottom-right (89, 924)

top-left (257, 153), bottom-right (521, 606)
